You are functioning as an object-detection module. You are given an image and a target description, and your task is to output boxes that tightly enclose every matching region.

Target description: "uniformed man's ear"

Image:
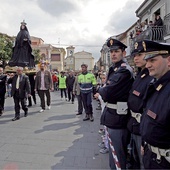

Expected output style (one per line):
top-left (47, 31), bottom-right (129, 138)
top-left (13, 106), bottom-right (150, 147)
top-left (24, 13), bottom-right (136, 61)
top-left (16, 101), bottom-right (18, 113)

top-left (123, 50), bottom-right (126, 57)
top-left (167, 56), bottom-right (170, 67)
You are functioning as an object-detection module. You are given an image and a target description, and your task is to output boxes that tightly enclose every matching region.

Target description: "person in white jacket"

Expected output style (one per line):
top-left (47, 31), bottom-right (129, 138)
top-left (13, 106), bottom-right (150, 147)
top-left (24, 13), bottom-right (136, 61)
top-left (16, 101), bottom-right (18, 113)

top-left (94, 72), bottom-right (109, 154)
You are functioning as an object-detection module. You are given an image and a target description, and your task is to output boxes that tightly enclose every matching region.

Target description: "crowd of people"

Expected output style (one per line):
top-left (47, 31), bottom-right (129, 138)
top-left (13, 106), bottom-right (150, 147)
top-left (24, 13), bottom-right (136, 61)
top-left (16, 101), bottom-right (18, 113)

top-left (1, 37), bottom-right (170, 169)
top-left (1, 19), bottom-right (170, 170)
top-left (130, 13), bottom-right (164, 38)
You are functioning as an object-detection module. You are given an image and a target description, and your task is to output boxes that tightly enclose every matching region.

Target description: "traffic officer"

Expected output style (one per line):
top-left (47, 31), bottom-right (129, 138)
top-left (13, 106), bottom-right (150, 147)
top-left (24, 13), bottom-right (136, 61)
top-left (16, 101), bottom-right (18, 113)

top-left (98, 38), bottom-right (134, 169)
top-left (78, 64), bottom-right (97, 121)
top-left (140, 40), bottom-right (170, 169)
top-left (127, 40), bottom-right (153, 169)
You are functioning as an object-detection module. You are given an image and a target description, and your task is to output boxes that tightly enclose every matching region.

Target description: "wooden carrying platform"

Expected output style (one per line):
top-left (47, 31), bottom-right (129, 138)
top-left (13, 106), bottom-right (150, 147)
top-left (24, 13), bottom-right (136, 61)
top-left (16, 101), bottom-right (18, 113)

top-left (4, 65), bottom-right (37, 74)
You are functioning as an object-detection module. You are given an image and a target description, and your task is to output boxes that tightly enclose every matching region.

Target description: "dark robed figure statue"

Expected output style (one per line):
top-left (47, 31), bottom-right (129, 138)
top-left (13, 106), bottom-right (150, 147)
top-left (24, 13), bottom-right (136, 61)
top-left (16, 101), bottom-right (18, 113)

top-left (8, 20), bottom-right (35, 68)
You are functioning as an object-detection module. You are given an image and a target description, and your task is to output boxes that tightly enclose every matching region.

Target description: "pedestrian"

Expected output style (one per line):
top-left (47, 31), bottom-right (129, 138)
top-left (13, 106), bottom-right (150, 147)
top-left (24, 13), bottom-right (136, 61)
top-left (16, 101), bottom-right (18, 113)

top-left (73, 71), bottom-right (84, 115)
top-left (140, 40), bottom-right (170, 169)
top-left (28, 74), bottom-right (36, 106)
top-left (7, 67), bottom-right (31, 121)
top-left (94, 73), bottom-right (109, 154)
top-left (35, 63), bottom-right (53, 113)
top-left (127, 40), bottom-right (153, 169)
top-left (78, 64), bottom-right (97, 121)
top-left (0, 67), bottom-right (7, 116)
top-left (66, 70), bottom-right (75, 104)
top-left (58, 71), bottom-right (67, 101)
top-left (52, 72), bottom-right (58, 91)
top-left (98, 38), bottom-right (134, 169)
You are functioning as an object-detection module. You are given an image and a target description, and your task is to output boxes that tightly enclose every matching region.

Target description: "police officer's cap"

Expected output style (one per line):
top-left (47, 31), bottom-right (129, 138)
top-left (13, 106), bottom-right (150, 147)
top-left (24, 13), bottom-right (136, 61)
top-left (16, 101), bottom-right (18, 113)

top-left (131, 41), bottom-right (146, 56)
top-left (81, 64), bottom-right (88, 68)
top-left (134, 40), bottom-right (170, 60)
top-left (107, 38), bottom-right (127, 51)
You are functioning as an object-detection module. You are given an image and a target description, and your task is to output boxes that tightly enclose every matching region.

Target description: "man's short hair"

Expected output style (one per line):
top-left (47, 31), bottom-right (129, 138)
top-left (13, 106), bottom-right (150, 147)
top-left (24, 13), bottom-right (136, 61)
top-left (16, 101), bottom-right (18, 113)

top-left (81, 64), bottom-right (88, 68)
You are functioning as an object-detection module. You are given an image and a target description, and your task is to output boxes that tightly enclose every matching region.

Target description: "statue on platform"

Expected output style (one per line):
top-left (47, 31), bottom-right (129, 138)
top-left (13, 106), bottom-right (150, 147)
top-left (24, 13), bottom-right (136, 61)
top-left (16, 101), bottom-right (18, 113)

top-left (8, 20), bottom-right (35, 68)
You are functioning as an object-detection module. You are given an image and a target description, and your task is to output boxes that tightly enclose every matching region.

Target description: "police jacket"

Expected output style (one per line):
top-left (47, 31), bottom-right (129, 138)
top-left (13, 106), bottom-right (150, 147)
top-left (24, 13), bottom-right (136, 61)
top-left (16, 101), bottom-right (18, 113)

top-left (127, 68), bottom-right (153, 135)
top-left (140, 71), bottom-right (170, 149)
top-left (78, 72), bottom-right (96, 94)
top-left (99, 60), bottom-right (134, 129)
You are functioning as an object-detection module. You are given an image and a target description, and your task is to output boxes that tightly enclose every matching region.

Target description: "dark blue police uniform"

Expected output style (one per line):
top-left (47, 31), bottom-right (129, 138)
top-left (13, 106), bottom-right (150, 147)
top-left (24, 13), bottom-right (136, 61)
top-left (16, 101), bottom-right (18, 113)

top-left (99, 38), bottom-right (134, 169)
top-left (139, 40), bottom-right (170, 169)
top-left (127, 40), bottom-right (153, 169)
top-left (127, 68), bottom-right (153, 168)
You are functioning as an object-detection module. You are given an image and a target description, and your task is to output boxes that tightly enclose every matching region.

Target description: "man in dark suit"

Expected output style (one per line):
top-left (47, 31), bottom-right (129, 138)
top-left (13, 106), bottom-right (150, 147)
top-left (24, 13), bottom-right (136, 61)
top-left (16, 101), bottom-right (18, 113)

top-left (0, 67), bottom-right (7, 116)
top-left (8, 67), bottom-right (31, 121)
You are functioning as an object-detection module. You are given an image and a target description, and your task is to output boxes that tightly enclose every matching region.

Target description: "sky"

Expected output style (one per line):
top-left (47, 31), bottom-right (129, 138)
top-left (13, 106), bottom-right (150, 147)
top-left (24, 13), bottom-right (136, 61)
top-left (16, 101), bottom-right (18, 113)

top-left (0, 0), bottom-right (144, 61)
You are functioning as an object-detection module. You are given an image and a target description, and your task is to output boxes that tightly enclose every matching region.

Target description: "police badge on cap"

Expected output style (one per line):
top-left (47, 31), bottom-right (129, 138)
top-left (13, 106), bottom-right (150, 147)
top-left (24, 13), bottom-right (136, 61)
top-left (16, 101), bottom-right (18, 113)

top-left (107, 38), bottom-right (127, 51)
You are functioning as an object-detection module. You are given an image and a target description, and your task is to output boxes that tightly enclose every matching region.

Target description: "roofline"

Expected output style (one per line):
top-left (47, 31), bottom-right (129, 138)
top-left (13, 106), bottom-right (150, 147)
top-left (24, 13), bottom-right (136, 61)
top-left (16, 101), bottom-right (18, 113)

top-left (135, 0), bottom-right (147, 14)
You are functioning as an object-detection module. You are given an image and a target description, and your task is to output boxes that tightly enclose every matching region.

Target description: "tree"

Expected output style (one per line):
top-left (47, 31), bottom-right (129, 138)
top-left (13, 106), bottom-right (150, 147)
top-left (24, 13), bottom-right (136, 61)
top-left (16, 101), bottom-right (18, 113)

top-left (0, 33), bottom-right (13, 67)
top-left (32, 49), bottom-right (41, 64)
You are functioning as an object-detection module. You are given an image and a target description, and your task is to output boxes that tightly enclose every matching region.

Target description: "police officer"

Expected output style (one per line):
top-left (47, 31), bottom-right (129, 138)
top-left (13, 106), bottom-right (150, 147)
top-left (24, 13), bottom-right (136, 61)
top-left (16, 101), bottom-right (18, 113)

top-left (98, 38), bottom-right (134, 169)
top-left (78, 64), bottom-right (97, 121)
top-left (127, 40), bottom-right (153, 169)
top-left (140, 40), bottom-right (170, 169)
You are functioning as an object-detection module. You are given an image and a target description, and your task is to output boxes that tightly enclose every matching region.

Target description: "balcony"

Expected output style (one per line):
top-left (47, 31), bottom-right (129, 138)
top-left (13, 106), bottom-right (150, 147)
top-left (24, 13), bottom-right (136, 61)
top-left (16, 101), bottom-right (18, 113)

top-left (164, 13), bottom-right (170, 37)
top-left (132, 26), bottom-right (164, 42)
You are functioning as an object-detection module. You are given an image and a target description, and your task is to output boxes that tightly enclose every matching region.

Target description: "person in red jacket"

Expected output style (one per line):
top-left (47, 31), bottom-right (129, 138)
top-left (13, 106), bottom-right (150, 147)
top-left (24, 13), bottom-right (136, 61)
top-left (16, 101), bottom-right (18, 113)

top-left (52, 72), bottom-right (58, 91)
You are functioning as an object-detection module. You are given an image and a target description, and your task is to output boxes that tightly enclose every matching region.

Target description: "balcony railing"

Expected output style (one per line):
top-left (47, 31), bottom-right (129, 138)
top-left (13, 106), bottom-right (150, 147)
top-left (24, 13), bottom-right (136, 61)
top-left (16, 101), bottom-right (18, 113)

top-left (132, 26), bottom-right (164, 42)
top-left (164, 13), bottom-right (170, 37)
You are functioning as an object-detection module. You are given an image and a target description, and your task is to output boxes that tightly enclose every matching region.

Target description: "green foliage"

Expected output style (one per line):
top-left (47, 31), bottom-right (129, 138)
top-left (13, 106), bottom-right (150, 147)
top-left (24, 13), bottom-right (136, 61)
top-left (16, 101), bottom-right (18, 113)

top-left (0, 33), bottom-right (13, 62)
top-left (32, 48), bottom-right (41, 64)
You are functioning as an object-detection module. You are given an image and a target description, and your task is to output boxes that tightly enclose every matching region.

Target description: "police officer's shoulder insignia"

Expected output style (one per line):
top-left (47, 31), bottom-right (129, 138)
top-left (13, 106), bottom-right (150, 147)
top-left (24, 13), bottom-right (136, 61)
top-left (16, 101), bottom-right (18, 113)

top-left (141, 74), bottom-right (146, 78)
top-left (156, 84), bottom-right (163, 91)
top-left (121, 63), bottom-right (127, 67)
top-left (133, 90), bottom-right (140, 96)
top-left (147, 109), bottom-right (157, 119)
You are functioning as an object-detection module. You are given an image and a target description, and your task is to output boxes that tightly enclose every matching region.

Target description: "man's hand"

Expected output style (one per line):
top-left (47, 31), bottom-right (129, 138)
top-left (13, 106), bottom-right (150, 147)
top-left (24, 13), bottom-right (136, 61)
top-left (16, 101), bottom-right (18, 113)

top-left (94, 93), bottom-right (100, 99)
top-left (28, 94), bottom-right (31, 97)
top-left (50, 88), bottom-right (54, 92)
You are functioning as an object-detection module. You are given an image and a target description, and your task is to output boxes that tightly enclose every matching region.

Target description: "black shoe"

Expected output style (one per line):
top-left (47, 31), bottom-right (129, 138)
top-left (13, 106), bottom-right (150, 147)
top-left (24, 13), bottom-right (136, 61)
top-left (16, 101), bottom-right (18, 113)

top-left (72, 101), bottom-right (74, 104)
top-left (28, 105), bottom-right (32, 107)
top-left (76, 112), bottom-right (82, 115)
top-left (0, 110), bottom-right (3, 116)
top-left (24, 112), bottom-right (28, 117)
top-left (89, 114), bottom-right (94, 122)
top-left (83, 115), bottom-right (90, 121)
top-left (12, 117), bottom-right (20, 121)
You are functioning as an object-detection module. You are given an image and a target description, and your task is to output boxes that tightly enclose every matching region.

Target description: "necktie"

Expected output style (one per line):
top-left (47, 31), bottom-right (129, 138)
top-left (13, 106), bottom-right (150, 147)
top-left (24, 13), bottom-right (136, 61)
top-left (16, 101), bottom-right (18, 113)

top-left (16, 75), bottom-right (20, 89)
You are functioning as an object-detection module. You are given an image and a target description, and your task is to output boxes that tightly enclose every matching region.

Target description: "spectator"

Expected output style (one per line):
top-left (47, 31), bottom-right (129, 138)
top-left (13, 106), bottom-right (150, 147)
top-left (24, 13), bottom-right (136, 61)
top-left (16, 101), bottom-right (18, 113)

top-left (154, 14), bottom-right (163, 26)
top-left (58, 71), bottom-right (67, 101)
top-left (66, 70), bottom-right (75, 104)
top-left (73, 71), bottom-right (84, 115)
top-left (52, 72), bottom-right (58, 91)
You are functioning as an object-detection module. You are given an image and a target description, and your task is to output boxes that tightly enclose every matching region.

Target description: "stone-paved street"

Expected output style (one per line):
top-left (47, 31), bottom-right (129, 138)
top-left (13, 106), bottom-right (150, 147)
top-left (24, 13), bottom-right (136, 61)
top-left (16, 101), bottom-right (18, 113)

top-left (0, 91), bottom-right (110, 170)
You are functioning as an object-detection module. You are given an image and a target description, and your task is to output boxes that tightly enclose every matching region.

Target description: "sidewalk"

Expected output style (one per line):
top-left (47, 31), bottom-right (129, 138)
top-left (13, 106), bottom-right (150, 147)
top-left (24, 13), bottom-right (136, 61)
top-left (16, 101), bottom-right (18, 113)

top-left (0, 92), bottom-right (110, 170)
